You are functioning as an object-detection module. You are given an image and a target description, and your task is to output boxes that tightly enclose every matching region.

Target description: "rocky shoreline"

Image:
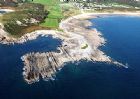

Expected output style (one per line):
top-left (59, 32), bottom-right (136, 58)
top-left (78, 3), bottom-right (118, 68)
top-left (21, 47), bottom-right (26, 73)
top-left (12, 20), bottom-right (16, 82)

top-left (0, 13), bottom-right (131, 84)
top-left (20, 13), bottom-right (129, 84)
top-left (0, 29), bottom-right (61, 45)
top-left (1, 12), bottom-right (140, 45)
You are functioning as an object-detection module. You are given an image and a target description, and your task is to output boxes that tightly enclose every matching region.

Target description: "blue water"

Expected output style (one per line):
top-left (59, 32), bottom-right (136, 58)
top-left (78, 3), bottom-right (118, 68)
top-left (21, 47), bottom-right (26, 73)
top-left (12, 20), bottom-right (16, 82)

top-left (0, 11), bottom-right (6, 14)
top-left (0, 16), bottom-right (140, 99)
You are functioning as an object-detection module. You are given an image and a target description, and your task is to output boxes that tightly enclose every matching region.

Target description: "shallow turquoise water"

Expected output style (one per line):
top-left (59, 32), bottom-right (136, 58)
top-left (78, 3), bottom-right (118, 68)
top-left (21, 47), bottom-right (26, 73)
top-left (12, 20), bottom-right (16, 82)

top-left (0, 16), bottom-right (140, 99)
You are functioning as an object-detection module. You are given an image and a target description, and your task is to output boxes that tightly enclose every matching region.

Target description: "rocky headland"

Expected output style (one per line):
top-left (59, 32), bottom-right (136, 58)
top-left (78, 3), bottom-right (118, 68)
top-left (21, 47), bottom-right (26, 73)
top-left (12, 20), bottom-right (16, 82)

top-left (20, 13), bottom-right (129, 84)
top-left (0, 12), bottom-right (131, 84)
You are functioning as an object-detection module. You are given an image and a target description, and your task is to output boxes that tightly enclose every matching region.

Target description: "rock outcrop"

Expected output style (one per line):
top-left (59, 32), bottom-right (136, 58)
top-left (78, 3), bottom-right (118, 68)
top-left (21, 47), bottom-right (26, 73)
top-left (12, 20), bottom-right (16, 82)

top-left (0, 13), bottom-right (128, 84)
top-left (21, 15), bottom-right (115, 84)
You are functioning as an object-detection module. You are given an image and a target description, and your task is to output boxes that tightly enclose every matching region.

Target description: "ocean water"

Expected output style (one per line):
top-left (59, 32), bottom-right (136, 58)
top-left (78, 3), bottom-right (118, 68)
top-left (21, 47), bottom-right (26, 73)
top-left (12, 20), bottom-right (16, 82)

top-left (0, 16), bottom-right (140, 99)
top-left (0, 11), bottom-right (6, 14)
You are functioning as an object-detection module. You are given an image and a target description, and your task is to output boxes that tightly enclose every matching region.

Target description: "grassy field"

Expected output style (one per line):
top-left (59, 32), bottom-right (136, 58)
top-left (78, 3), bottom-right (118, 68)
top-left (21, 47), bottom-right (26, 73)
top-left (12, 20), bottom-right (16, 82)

top-left (28, 0), bottom-right (57, 5)
top-left (40, 18), bottom-right (59, 28)
top-left (0, 16), bottom-right (2, 22)
top-left (28, 0), bottom-right (63, 28)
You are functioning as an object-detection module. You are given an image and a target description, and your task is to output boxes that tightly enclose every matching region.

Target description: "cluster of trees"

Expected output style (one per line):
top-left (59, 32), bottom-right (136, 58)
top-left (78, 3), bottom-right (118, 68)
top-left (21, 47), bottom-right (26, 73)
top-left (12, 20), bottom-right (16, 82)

top-left (0, 0), bottom-right (20, 6)
top-left (0, 0), bottom-right (31, 6)
top-left (3, 3), bottom-right (48, 35)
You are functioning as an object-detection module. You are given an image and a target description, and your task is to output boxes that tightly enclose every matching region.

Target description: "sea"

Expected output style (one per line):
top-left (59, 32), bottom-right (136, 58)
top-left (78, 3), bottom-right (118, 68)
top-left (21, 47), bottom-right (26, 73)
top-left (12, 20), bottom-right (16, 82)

top-left (0, 15), bottom-right (140, 99)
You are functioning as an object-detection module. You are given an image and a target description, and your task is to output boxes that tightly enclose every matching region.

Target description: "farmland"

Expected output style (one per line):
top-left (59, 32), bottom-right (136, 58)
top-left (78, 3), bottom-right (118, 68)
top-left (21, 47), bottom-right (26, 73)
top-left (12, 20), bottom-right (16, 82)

top-left (28, 0), bottom-right (63, 28)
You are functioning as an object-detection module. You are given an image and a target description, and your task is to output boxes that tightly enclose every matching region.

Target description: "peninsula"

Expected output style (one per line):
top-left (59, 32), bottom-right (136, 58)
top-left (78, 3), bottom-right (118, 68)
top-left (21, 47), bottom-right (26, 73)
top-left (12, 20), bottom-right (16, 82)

top-left (21, 13), bottom-right (131, 84)
top-left (0, 0), bottom-right (139, 84)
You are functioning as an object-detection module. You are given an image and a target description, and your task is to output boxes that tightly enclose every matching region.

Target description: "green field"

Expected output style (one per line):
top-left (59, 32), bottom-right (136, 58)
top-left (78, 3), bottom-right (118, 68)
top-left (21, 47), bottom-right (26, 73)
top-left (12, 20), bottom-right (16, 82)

top-left (28, 0), bottom-right (57, 5)
top-left (40, 18), bottom-right (59, 28)
top-left (28, 0), bottom-right (63, 28)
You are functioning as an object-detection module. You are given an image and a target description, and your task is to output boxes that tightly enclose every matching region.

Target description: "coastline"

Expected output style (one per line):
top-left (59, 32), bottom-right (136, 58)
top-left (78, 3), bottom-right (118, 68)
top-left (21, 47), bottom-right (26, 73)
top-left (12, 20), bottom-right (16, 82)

top-left (20, 12), bottom-right (131, 84)
top-left (0, 12), bottom-right (135, 84)
top-left (1, 12), bottom-right (140, 45)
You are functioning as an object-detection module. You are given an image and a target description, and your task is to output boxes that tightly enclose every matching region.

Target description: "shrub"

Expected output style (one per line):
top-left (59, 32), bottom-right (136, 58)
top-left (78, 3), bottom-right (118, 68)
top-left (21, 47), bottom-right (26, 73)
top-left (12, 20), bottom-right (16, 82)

top-left (2, 3), bottom-right (48, 36)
